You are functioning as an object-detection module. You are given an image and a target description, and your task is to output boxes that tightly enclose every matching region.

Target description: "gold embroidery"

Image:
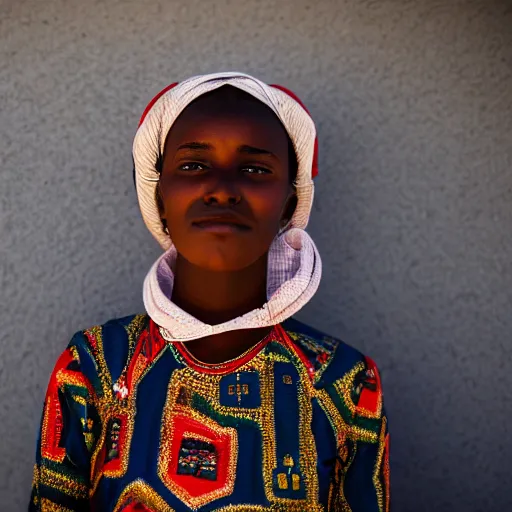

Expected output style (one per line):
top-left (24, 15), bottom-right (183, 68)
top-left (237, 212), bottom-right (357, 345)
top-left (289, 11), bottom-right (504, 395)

top-left (32, 464), bottom-right (39, 488)
top-left (163, 361), bottom-right (261, 422)
top-left (182, 431), bottom-right (217, 444)
top-left (40, 498), bottom-right (74, 512)
top-left (55, 370), bottom-right (95, 395)
top-left (113, 479), bottom-right (176, 512)
top-left (294, 356), bottom-right (320, 505)
top-left (277, 473), bottom-right (288, 489)
top-left (292, 474), bottom-right (300, 491)
top-left (71, 395), bottom-right (87, 406)
top-left (40, 394), bottom-right (65, 463)
top-left (282, 375), bottom-right (293, 385)
top-left (314, 387), bottom-right (359, 512)
top-left (236, 373), bottom-right (242, 406)
top-left (283, 455), bottom-right (294, 467)
top-left (69, 345), bottom-right (80, 362)
top-left (84, 325), bottom-right (114, 399)
top-left (227, 378), bottom-right (250, 402)
top-left (216, 506), bottom-right (322, 512)
top-left (373, 417), bottom-right (387, 512)
top-left (384, 433), bottom-right (390, 512)
top-left (39, 467), bottom-right (88, 499)
top-left (315, 385), bottom-right (379, 443)
top-left (129, 353), bottom-right (148, 391)
top-left (332, 362), bottom-right (383, 419)
top-left (327, 442), bottom-right (357, 512)
top-left (90, 402), bottom-right (135, 493)
top-left (265, 352), bottom-right (290, 364)
top-left (125, 315), bottom-right (148, 355)
top-left (215, 506), bottom-right (269, 511)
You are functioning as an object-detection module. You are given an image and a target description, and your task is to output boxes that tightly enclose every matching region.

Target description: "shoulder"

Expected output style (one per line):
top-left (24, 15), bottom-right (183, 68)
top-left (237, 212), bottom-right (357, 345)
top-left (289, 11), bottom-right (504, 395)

top-left (281, 317), bottom-right (384, 422)
top-left (70, 313), bottom-right (148, 362)
top-left (65, 314), bottom-right (150, 396)
top-left (282, 317), bottom-right (376, 384)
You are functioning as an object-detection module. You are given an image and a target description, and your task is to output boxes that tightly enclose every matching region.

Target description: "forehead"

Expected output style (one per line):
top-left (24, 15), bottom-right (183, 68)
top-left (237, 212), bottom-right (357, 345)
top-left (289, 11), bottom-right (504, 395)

top-left (164, 86), bottom-right (290, 151)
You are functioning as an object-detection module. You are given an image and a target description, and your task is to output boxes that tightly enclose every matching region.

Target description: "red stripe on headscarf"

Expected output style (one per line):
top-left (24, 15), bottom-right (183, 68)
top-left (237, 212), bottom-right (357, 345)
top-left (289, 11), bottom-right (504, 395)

top-left (270, 84), bottom-right (319, 178)
top-left (138, 82), bottom-right (179, 127)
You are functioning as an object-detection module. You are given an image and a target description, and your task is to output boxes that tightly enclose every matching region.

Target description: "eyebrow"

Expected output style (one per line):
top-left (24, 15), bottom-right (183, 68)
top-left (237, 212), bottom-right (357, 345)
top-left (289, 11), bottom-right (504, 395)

top-left (177, 142), bottom-right (278, 160)
top-left (237, 144), bottom-right (277, 159)
top-left (177, 142), bottom-right (214, 151)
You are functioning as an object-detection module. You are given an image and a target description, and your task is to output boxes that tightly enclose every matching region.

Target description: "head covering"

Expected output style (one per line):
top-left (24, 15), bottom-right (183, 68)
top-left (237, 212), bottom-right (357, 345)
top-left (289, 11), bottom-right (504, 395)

top-left (133, 71), bottom-right (319, 250)
top-left (134, 72), bottom-right (322, 341)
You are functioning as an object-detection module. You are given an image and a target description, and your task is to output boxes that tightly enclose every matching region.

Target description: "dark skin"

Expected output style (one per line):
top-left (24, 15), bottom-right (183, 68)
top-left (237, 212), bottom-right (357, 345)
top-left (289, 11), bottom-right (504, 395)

top-left (157, 86), bottom-right (297, 364)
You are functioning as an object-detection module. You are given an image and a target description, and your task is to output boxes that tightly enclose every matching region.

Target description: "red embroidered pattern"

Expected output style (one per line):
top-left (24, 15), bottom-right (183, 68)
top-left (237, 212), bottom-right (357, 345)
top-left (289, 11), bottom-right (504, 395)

top-left (158, 407), bottom-right (238, 509)
top-left (41, 348), bottom-right (93, 462)
top-left (356, 356), bottom-right (382, 417)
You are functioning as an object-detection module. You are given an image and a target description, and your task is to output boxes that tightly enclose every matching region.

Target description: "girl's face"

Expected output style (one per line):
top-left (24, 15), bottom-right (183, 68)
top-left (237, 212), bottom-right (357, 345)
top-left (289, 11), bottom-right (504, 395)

top-left (159, 87), bottom-right (296, 272)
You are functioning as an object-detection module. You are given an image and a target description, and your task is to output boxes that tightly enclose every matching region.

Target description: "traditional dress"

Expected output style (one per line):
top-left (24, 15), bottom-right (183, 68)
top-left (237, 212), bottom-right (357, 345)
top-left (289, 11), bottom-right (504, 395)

top-left (30, 315), bottom-right (389, 511)
top-left (30, 72), bottom-right (390, 511)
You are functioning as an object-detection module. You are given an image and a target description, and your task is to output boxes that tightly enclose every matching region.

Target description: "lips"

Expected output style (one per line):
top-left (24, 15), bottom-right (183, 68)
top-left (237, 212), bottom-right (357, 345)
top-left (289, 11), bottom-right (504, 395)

top-left (192, 215), bottom-right (250, 233)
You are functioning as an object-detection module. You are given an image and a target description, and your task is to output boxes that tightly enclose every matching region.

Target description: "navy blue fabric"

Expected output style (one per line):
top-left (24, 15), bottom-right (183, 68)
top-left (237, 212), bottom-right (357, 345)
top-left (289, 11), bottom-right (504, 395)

top-left (312, 397), bottom-right (337, 505)
top-left (101, 318), bottom-right (131, 384)
top-left (272, 361), bottom-right (305, 499)
top-left (219, 371), bottom-right (261, 409)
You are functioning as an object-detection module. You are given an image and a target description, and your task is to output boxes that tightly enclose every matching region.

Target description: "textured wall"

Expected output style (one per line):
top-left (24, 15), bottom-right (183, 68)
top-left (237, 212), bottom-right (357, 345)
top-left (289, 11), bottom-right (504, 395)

top-left (1, 0), bottom-right (511, 510)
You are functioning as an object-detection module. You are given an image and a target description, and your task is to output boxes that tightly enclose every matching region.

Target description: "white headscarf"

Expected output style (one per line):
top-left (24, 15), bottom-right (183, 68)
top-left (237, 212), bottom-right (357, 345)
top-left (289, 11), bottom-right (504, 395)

top-left (133, 72), bottom-right (322, 341)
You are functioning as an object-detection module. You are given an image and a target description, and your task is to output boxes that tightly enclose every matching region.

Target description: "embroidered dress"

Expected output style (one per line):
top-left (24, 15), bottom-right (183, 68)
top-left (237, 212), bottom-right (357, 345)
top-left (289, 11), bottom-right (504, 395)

top-left (30, 314), bottom-right (389, 511)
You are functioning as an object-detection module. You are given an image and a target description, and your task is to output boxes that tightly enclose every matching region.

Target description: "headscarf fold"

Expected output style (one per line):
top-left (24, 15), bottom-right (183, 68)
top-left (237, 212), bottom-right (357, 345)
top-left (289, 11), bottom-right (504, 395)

top-left (143, 228), bottom-right (322, 341)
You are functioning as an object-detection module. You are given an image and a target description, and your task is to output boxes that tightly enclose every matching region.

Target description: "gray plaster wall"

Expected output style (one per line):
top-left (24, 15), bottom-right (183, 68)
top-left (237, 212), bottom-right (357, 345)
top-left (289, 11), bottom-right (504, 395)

top-left (1, 0), bottom-right (511, 510)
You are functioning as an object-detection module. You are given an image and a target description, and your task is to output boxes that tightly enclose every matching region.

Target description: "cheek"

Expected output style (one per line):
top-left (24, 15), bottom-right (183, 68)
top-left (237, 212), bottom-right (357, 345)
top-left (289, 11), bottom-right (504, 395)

top-left (246, 185), bottom-right (290, 226)
top-left (159, 179), bottom-right (196, 225)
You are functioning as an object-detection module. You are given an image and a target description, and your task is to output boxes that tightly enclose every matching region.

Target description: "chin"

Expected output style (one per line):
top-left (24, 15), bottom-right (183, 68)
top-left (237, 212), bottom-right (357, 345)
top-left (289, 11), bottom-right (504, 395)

top-left (192, 251), bottom-right (259, 273)
top-left (173, 230), bottom-right (273, 273)
top-left (180, 240), bottom-right (264, 273)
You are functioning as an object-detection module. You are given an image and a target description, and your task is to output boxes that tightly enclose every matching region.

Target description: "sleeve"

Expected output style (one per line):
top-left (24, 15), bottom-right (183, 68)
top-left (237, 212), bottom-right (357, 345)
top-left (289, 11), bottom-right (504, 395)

top-left (29, 333), bottom-right (101, 511)
top-left (329, 357), bottom-right (390, 512)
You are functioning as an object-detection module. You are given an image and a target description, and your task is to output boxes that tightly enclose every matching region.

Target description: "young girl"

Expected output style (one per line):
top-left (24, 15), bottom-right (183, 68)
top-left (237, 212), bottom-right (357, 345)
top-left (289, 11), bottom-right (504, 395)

top-left (30, 72), bottom-right (389, 512)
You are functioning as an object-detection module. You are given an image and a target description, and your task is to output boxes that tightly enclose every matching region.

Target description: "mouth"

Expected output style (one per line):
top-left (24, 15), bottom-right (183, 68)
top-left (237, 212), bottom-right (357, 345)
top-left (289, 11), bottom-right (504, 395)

top-left (192, 216), bottom-right (251, 234)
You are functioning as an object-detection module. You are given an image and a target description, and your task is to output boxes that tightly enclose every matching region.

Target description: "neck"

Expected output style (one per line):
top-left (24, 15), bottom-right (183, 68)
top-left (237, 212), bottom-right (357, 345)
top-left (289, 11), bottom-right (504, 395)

top-left (172, 253), bottom-right (268, 325)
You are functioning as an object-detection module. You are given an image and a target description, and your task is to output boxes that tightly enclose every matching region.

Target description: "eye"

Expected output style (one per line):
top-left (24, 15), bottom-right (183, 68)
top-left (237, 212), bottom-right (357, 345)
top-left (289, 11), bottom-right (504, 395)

top-left (242, 166), bottom-right (272, 175)
top-left (179, 162), bottom-right (206, 171)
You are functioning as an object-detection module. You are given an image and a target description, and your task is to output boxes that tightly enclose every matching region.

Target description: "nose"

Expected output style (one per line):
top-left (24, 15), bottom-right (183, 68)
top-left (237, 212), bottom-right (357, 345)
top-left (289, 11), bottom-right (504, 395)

top-left (202, 174), bottom-right (242, 206)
